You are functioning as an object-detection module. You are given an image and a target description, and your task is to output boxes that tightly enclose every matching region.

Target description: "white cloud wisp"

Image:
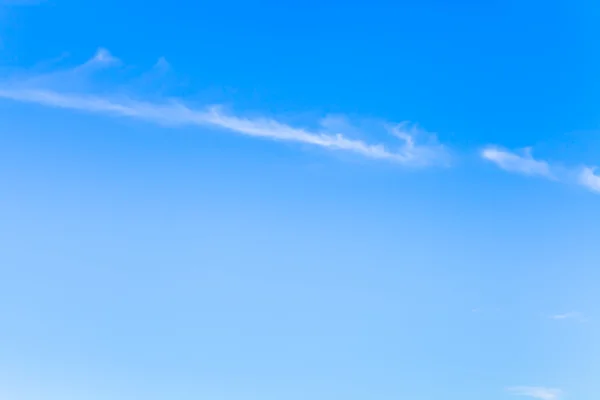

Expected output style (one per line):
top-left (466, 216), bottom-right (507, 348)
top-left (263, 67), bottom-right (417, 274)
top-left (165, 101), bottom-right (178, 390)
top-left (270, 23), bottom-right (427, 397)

top-left (507, 386), bottom-right (562, 400)
top-left (481, 147), bottom-right (553, 178)
top-left (551, 311), bottom-right (586, 322)
top-left (0, 49), bottom-right (448, 168)
top-left (482, 145), bottom-right (600, 194)
top-left (579, 167), bottom-right (600, 193)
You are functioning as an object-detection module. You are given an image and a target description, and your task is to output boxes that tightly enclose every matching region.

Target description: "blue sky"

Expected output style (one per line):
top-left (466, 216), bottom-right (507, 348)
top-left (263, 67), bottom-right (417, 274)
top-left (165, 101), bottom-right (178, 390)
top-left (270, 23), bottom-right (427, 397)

top-left (1, 1), bottom-right (599, 399)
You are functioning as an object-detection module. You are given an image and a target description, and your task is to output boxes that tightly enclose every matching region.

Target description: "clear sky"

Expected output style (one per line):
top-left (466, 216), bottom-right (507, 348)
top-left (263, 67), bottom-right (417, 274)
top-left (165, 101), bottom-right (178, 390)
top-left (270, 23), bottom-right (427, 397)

top-left (1, 1), bottom-right (599, 399)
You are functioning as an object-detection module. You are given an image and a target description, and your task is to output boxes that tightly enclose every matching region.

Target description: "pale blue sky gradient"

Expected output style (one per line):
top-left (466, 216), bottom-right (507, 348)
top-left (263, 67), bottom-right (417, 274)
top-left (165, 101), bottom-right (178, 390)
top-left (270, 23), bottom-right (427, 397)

top-left (1, 1), bottom-right (600, 399)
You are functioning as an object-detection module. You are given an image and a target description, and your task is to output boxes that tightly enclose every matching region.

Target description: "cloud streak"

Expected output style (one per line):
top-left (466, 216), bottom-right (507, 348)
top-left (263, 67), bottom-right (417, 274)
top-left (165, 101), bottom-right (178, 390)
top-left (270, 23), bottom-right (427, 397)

top-left (507, 386), bottom-right (562, 400)
top-left (579, 167), bottom-right (600, 193)
top-left (0, 49), bottom-right (448, 167)
top-left (2, 48), bottom-right (599, 186)
top-left (482, 145), bottom-right (600, 194)
top-left (551, 311), bottom-right (586, 322)
top-left (481, 147), bottom-right (553, 178)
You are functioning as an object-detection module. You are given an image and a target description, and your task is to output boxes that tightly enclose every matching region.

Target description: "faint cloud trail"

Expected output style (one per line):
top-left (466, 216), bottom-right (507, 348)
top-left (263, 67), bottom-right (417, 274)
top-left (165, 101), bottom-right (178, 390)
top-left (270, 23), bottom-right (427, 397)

top-left (0, 49), bottom-right (449, 168)
top-left (481, 145), bottom-right (600, 194)
top-left (507, 386), bottom-right (562, 400)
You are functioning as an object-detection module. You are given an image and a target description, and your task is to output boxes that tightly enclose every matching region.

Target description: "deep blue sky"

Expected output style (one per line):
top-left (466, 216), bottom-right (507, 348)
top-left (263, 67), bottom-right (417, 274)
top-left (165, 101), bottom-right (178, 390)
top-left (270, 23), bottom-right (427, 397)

top-left (1, 1), bottom-right (599, 400)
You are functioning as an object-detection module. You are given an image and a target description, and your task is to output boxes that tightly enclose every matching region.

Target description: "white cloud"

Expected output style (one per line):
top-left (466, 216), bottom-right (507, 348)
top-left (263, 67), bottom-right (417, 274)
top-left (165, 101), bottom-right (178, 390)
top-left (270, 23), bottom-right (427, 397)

top-left (0, 49), bottom-right (448, 167)
top-left (153, 56), bottom-right (170, 71)
top-left (551, 312), bottom-right (577, 320)
top-left (551, 311), bottom-right (585, 322)
top-left (482, 145), bottom-right (600, 194)
top-left (481, 147), bottom-right (553, 178)
top-left (579, 167), bottom-right (600, 193)
top-left (507, 386), bottom-right (562, 400)
top-left (83, 48), bottom-right (121, 68)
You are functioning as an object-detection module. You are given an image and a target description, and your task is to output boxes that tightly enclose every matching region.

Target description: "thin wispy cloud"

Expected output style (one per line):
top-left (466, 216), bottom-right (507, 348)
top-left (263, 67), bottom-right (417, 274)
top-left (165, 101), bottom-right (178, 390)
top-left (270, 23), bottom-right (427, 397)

top-left (579, 167), bottom-right (600, 193)
top-left (482, 145), bottom-right (600, 194)
top-left (0, 49), bottom-right (449, 167)
top-left (153, 56), bottom-right (171, 71)
top-left (481, 147), bottom-right (553, 178)
top-left (507, 386), bottom-right (562, 400)
top-left (81, 48), bottom-right (121, 68)
top-left (551, 311), bottom-right (585, 322)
